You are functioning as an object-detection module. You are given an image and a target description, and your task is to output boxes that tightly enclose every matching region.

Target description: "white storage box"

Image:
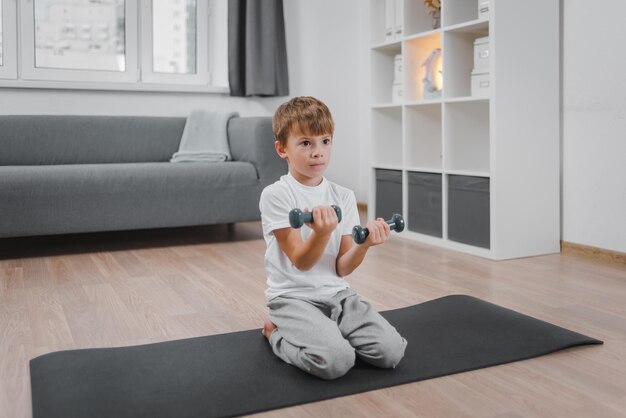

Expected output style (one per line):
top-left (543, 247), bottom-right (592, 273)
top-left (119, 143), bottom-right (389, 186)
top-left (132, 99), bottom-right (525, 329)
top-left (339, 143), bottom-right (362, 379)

top-left (478, 0), bottom-right (489, 19)
top-left (392, 82), bottom-right (404, 103)
top-left (473, 36), bottom-right (490, 70)
top-left (384, 0), bottom-right (403, 41)
top-left (471, 69), bottom-right (490, 98)
top-left (385, 0), bottom-right (395, 41)
top-left (393, 54), bottom-right (403, 84)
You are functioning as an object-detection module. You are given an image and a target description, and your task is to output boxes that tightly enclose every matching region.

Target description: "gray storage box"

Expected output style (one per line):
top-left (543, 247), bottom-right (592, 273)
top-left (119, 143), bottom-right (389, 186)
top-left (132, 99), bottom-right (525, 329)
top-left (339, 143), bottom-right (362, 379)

top-left (448, 175), bottom-right (490, 248)
top-left (408, 172), bottom-right (442, 237)
top-left (375, 169), bottom-right (403, 218)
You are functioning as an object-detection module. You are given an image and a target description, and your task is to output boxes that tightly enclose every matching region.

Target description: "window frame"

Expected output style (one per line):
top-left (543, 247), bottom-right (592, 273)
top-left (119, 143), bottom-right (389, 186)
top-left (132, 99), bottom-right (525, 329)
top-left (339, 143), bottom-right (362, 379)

top-left (0, 0), bottom-right (18, 80)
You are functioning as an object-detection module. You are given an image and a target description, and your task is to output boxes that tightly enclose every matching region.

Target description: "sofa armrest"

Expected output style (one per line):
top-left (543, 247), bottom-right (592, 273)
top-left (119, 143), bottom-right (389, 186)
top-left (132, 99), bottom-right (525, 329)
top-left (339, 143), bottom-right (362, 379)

top-left (228, 117), bottom-right (287, 186)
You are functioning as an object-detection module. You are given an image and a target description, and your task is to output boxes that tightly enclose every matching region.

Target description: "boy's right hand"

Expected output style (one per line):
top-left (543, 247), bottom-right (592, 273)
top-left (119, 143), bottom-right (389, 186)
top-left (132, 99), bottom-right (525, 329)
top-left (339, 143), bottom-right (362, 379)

top-left (306, 206), bottom-right (339, 236)
top-left (274, 205), bottom-right (338, 271)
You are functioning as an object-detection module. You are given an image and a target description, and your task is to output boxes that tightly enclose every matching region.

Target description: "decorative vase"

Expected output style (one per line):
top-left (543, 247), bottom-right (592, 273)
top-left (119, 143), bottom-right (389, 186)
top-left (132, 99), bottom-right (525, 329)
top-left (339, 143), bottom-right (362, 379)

top-left (431, 9), bottom-right (441, 29)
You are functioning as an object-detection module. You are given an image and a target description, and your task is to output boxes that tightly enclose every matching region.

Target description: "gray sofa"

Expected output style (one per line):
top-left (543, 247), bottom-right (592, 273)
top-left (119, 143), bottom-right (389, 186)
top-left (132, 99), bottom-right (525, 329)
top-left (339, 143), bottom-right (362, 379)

top-left (0, 115), bottom-right (286, 238)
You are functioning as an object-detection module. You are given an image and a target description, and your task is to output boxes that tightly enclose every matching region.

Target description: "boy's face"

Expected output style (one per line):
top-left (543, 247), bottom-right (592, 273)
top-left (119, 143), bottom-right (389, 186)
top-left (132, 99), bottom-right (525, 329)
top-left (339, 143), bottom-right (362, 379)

top-left (275, 128), bottom-right (333, 187)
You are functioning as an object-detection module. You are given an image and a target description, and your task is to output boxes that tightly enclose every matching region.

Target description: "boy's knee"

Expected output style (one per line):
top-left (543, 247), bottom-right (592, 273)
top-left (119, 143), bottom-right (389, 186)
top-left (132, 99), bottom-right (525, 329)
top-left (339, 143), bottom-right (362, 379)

top-left (321, 343), bottom-right (356, 380)
top-left (302, 341), bottom-right (355, 380)
top-left (380, 337), bottom-right (407, 368)
top-left (362, 335), bottom-right (408, 369)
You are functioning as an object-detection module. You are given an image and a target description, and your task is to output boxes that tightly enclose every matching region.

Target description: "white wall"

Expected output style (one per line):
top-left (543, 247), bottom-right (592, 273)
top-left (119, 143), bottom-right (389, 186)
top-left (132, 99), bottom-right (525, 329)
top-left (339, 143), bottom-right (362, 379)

top-left (282, 0), bottom-right (369, 200)
top-left (562, 0), bottom-right (626, 253)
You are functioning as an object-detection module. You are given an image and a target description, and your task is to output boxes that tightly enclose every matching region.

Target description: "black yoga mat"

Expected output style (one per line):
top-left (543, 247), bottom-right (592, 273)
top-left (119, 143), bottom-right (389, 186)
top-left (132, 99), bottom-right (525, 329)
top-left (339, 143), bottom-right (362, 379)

top-left (30, 295), bottom-right (602, 418)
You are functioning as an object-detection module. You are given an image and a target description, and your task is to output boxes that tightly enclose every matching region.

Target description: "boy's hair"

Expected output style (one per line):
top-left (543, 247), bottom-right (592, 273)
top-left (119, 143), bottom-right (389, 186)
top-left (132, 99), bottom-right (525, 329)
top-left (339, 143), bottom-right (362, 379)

top-left (272, 96), bottom-right (335, 146)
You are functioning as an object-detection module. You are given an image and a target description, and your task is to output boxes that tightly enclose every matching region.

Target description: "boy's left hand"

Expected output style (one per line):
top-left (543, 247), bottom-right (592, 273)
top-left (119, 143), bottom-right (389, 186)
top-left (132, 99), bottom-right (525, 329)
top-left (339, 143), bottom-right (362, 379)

top-left (362, 217), bottom-right (391, 247)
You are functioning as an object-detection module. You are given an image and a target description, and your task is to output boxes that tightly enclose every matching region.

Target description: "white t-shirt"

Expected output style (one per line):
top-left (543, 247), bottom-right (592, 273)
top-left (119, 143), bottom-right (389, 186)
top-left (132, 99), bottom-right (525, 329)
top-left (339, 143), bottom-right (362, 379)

top-left (259, 173), bottom-right (361, 302)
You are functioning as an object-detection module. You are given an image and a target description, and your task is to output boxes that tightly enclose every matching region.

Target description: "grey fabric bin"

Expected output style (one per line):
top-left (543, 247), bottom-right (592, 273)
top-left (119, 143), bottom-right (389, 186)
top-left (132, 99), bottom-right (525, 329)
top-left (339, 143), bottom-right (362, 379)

top-left (448, 175), bottom-right (490, 248)
top-left (408, 172), bottom-right (442, 237)
top-left (375, 169), bottom-right (403, 218)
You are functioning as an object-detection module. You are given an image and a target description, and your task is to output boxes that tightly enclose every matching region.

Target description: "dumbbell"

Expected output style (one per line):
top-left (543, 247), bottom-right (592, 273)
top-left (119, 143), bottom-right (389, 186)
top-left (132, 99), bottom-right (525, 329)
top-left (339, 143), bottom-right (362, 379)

top-left (352, 214), bottom-right (405, 244)
top-left (289, 205), bottom-right (342, 229)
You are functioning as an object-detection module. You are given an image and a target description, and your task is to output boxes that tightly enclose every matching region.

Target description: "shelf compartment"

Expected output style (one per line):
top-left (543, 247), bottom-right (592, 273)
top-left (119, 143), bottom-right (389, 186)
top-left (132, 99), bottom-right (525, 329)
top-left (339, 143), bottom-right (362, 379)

top-left (447, 174), bottom-right (490, 248)
top-left (404, 0), bottom-right (440, 36)
top-left (371, 43), bottom-right (402, 104)
top-left (374, 169), bottom-right (403, 218)
top-left (404, 33), bottom-right (442, 101)
top-left (408, 171), bottom-right (442, 237)
top-left (443, 23), bottom-right (489, 98)
top-left (371, 107), bottom-right (403, 167)
top-left (444, 100), bottom-right (490, 173)
top-left (442, 0), bottom-right (482, 27)
top-left (405, 103), bottom-right (442, 170)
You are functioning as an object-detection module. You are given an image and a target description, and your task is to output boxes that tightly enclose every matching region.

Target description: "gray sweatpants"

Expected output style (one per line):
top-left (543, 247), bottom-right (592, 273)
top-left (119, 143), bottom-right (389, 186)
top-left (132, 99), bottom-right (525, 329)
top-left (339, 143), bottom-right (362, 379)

top-left (267, 288), bottom-right (407, 380)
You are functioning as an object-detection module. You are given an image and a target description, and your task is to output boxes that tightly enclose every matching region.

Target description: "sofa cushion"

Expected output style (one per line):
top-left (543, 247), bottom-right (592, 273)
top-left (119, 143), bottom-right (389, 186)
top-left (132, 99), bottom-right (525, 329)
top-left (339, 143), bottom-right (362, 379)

top-left (0, 162), bottom-right (262, 237)
top-left (0, 116), bottom-right (186, 165)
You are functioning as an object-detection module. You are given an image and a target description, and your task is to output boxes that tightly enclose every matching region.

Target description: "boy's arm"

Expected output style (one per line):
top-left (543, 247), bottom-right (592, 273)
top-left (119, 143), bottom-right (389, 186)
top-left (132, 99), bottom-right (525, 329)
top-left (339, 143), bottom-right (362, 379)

top-left (335, 218), bottom-right (390, 277)
top-left (274, 206), bottom-right (339, 271)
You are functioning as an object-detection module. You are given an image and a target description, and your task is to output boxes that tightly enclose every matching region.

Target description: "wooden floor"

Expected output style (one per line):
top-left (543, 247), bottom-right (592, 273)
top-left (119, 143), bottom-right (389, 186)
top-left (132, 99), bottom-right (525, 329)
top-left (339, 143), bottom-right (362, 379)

top-left (1, 220), bottom-right (625, 418)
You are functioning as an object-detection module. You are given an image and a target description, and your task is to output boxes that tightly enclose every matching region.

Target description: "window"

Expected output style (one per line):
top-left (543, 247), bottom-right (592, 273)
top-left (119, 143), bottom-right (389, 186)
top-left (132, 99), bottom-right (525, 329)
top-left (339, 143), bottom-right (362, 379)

top-left (0, 0), bottom-right (227, 91)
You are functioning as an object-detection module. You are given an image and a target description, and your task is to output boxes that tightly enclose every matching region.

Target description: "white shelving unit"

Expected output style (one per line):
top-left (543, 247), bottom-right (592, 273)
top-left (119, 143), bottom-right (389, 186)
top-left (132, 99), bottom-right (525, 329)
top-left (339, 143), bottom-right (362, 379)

top-left (368, 0), bottom-right (560, 260)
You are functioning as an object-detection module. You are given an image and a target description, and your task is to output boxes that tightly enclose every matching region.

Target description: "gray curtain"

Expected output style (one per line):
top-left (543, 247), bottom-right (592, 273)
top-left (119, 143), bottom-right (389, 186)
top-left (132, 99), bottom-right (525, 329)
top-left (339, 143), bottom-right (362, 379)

top-left (228, 0), bottom-right (289, 97)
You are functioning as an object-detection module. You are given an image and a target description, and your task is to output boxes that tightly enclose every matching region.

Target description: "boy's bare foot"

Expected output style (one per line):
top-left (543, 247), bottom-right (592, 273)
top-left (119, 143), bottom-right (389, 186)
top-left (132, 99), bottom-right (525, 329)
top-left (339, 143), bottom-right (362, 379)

top-left (262, 319), bottom-right (277, 340)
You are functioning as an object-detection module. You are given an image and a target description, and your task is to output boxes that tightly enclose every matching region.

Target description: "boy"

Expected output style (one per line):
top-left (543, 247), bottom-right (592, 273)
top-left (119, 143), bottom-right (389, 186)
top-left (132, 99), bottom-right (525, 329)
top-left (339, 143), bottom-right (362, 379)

top-left (259, 96), bottom-right (407, 380)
